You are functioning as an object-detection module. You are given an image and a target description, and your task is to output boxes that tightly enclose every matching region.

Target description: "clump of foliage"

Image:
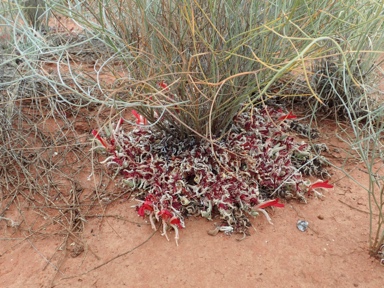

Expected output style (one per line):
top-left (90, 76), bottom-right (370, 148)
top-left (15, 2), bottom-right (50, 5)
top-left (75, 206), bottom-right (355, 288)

top-left (94, 106), bottom-right (332, 244)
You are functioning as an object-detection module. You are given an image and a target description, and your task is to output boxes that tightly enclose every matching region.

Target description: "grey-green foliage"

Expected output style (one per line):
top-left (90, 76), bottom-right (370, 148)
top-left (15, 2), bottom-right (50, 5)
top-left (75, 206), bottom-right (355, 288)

top-left (59, 0), bottom-right (382, 139)
top-left (2, 0), bottom-right (383, 138)
top-left (63, 1), bottom-right (282, 136)
top-left (22, 0), bottom-right (50, 29)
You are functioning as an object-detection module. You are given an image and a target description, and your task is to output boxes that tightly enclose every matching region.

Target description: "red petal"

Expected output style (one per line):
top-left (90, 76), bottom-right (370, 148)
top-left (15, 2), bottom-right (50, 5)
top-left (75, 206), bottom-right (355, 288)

top-left (137, 206), bottom-right (145, 217)
top-left (131, 110), bottom-right (141, 124)
top-left (159, 209), bottom-right (173, 220)
top-left (278, 111), bottom-right (297, 121)
top-left (257, 198), bottom-right (285, 209)
top-left (140, 115), bottom-right (148, 125)
top-left (91, 129), bottom-right (98, 137)
top-left (158, 81), bottom-right (169, 90)
top-left (170, 217), bottom-right (183, 229)
top-left (91, 129), bottom-right (108, 148)
top-left (137, 201), bottom-right (153, 218)
top-left (309, 180), bottom-right (333, 190)
top-left (132, 110), bottom-right (148, 125)
top-left (143, 201), bottom-right (154, 211)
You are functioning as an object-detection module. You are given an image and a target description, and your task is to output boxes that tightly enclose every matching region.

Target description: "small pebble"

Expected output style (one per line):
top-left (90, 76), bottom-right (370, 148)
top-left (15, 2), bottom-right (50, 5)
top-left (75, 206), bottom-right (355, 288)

top-left (207, 227), bottom-right (219, 236)
top-left (297, 220), bottom-right (309, 232)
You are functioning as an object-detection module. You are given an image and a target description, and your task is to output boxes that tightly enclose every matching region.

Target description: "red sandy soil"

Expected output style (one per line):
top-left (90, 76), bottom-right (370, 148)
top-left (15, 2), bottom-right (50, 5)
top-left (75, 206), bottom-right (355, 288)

top-left (1, 120), bottom-right (383, 288)
top-left (1, 17), bottom-right (383, 288)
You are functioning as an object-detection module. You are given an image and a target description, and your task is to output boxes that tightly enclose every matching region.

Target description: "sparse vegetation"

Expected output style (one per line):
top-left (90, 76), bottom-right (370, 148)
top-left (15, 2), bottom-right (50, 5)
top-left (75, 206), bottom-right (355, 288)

top-left (1, 0), bottom-right (384, 276)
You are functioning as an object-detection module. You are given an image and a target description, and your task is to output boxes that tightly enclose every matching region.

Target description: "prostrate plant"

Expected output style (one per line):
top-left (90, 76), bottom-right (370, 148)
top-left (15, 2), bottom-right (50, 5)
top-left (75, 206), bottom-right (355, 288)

top-left (93, 106), bottom-right (333, 244)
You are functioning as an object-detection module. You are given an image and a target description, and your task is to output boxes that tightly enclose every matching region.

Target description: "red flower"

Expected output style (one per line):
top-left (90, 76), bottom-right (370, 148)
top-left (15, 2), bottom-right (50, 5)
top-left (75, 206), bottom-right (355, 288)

top-left (170, 217), bottom-right (183, 229)
top-left (138, 201), bottom-right (154, 217)
top-left (92, 129), bottom-right (108, 149)
top-left (253, 198), bottom-right (284, 225)
top-left (308, 180), bottom-right (333, 194)
top-left (117, 117), bottom-right (125, 127)
top-left (158, 209), bottom-right (173, 220)
top-left (158, 81), bottom-right (180, 113)
top-left (132, 110), bottom-right (148, 125)
top-left (298, 143), bottom-right (308, 151)
top-left (278, 111), bottom-right (297, 121)
top-left (158, 81), bottom-right (169, 91)
top-left (256, 198), bottom-right (285, 209)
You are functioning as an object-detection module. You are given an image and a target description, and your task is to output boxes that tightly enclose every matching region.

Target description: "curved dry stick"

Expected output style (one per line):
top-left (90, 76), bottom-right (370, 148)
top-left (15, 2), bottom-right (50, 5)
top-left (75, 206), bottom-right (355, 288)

top-left (61, 229), bottom-right (157, 280)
